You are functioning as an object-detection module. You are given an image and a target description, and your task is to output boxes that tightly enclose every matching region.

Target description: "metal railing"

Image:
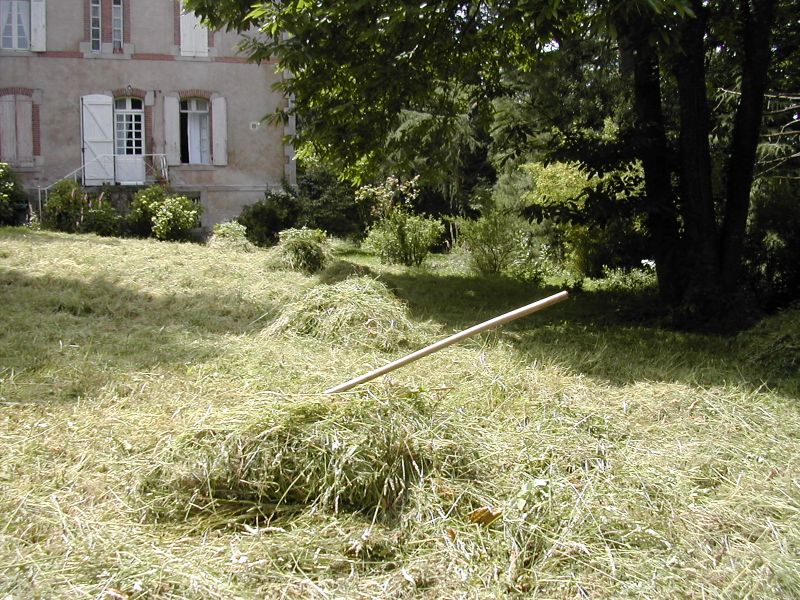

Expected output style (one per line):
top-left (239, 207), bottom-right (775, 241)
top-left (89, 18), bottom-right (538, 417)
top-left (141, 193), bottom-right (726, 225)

top-left (36, 154), bottom-right (169, 213)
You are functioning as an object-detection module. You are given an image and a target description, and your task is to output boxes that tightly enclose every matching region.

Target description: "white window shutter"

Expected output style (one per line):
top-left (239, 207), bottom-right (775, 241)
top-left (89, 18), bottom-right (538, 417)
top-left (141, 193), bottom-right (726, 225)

top-left (0, 96), bottom-right (17, 161)
top-left (211, 96), bottom-right (227, 166)
top-left (15, 96), bottom-right (33, 164)
top-left (179, 9), bottom-right (194, 56)
top-left (164, 94), bottom-right (181, 166)
top-left (180, 4), bottom-right (207, 57)
top-left (30, 0), bottom-right (46, 51)
top-left (192, 17), bottom-right (208, 57)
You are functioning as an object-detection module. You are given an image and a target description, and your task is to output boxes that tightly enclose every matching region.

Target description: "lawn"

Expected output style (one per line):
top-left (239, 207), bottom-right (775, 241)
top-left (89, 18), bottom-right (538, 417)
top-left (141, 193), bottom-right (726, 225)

top-left (1, 228), bottom-right (798, 599)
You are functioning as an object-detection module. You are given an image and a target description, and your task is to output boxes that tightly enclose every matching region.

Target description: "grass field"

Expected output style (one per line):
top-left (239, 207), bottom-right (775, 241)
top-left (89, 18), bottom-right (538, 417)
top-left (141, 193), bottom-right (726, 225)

top-left (1, 227), bottom-right (798, 599)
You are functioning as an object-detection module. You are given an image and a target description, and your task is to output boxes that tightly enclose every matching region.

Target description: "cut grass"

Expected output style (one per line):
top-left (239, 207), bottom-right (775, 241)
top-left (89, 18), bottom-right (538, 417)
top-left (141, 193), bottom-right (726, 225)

top-left (1, 227), bottom-right (799, 598)
top-left (264, 276), bottom-right (435, 352)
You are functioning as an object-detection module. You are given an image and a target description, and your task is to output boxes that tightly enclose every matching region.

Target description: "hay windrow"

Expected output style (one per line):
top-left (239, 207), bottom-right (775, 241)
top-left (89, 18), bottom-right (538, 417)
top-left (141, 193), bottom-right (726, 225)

top-left (140, 387), bottom-right (478, 522)
top-left (264, 276), bottom-right (432, 351)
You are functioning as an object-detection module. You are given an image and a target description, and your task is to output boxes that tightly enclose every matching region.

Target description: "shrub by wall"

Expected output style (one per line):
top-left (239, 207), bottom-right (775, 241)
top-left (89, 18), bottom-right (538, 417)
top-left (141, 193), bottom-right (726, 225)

top-left (151, 195), bottom-right (202, 242)
top-left (0, 163), bottom-right (28, 225)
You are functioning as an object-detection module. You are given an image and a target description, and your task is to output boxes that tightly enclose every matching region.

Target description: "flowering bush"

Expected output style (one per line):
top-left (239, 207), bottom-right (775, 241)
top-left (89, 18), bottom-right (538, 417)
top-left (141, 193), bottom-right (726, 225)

top-left (151, 195), bottom-right (201, 241)
top-left (359, 176), bottom-right (443, 267)
top-left (128, 185), bottom-right (170, 237)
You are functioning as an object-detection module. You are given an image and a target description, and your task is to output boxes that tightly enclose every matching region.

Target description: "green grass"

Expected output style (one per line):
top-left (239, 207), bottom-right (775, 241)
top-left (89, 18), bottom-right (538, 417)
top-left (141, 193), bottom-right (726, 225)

top-left (1, 227), bottom-right (798, 599)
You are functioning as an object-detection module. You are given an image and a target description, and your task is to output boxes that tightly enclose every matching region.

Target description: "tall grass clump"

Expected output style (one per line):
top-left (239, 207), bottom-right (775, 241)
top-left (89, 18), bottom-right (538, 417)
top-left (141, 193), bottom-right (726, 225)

top-left (141, 388), bottom-right (476, 522)
top-left (265, 276), bottom-right (426, 351)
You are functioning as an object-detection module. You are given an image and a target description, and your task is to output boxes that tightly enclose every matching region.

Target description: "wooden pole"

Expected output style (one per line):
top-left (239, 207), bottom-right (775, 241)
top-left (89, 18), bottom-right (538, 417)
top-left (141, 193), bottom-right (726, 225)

top-left (324, 290), bottom-right (569, 394)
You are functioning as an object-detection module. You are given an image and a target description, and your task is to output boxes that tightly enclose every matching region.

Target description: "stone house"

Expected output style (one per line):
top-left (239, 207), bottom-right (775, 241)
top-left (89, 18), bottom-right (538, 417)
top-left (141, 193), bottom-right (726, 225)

top-left (0, 0), bottom-right (295, 226)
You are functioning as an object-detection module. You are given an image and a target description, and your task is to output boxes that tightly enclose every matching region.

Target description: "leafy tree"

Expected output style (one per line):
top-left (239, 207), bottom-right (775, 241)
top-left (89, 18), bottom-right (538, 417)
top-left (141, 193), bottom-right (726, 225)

top-left (188, 0), bottom-right (798, 320)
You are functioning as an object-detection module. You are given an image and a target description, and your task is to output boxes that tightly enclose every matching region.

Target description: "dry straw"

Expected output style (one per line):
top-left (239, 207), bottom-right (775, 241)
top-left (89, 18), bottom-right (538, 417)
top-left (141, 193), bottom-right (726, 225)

top-left (264, 276), bottom-right (433, 352)
top-left (140, 386), bottom-right (478, 524)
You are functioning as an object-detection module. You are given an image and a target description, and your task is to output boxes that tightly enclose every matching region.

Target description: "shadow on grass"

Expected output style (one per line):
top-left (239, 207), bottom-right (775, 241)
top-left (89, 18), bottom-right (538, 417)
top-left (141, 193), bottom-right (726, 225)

top-left (378, 270), bottom-right (798, 396)
top-left (0, 268), bottom-right (276, 403)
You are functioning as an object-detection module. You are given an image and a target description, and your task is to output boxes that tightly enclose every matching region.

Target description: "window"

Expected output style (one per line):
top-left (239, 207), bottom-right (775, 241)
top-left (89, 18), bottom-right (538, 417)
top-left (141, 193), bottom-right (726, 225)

top-left (179, 98), bottom-right (209, 164)
top-left (114, 97), bottom-right (143, 156)
top-left (1, 0), bottom-right (29, 50)
top-left (111, 0), bottom-right (122, 51)
top-left (89, 0), bottom-right (100, 51)
top-left (164, 94), bottom-right (225, 167)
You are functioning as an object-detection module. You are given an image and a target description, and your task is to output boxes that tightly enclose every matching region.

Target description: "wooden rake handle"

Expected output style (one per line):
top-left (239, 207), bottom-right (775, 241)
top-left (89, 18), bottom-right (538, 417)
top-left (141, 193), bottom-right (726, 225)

top-left (324, 290), bottom-right (569, 394)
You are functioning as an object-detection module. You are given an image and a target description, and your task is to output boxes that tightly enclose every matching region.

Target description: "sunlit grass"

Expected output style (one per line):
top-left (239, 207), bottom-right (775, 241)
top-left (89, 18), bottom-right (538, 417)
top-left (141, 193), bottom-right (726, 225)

top-left (1, 228), bottom-right (798, 598)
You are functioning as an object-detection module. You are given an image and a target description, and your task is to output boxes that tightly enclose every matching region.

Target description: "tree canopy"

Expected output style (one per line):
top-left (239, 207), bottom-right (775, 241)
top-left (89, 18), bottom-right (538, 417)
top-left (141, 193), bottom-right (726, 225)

top-left (188, 0), bottom-right (799, 320)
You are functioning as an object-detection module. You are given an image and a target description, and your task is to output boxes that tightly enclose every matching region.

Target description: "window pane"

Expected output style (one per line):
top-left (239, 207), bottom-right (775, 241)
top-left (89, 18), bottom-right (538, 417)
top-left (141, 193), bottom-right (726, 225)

top-left (2, 0), bottom-right (29, 49)
top-left (131, 98), bottom-right (142, 110)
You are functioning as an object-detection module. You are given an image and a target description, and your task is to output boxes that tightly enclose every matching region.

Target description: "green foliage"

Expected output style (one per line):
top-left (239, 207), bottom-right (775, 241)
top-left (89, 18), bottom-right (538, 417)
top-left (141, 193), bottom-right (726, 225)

top-left (275, 227), bottom-right (330, 274)
top-left (597, 263), bottom-right (658, 294)
top-left (359, 176), bottom-right (444, 267)
top-left (41, 181), bottom-right (123, 236)
top-left (0, 163), bottom-right (28, 225)
top-left (41, 180), bottom-right (84, 233)
top-left (355, 176), bottom-right (420, 219)
top-left (499, 161), bottom-right (649, 278)
top-left (128, 186), bottom-right (200, 242)
top-left (81, 196), bottom-right (122, 237)
top-left (151, 195), bottom-right (202, 242)
top-left (457, 211), bottom-right (528, 275)
top-left (744, 178), bottom-right (800, 309)
top-left (363, 210), bottom-right (444, 267)
top-left (237, 190), bottom-right (300, 247)
top-left (295, 165), bottom-right (364, 238)
top-left (128, 185), bottom-right (170, 237)
top-left (565, 221), bottom-right (649, 279)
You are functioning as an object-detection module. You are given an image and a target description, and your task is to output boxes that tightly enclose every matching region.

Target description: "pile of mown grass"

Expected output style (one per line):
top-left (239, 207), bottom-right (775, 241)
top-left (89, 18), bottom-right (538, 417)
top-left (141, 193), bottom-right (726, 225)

top-left (139, 386), bottom-right (477, 523)
top-left (265, 276), bottom-right (433, 351)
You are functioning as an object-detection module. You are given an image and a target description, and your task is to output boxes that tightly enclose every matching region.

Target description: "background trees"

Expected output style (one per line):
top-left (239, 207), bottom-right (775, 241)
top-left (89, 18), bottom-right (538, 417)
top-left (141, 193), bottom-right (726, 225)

top-left (189, 0), bottom-right (800, 321)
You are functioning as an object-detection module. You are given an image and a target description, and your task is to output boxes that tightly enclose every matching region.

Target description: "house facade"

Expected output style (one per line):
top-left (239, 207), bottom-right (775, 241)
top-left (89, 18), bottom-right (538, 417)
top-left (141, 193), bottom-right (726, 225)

top-left (0, 0), bottom-right (295, 226)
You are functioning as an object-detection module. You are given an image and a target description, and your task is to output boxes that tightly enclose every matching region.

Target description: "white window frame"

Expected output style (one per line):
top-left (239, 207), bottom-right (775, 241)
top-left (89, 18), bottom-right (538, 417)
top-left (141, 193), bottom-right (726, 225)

top-left (179, 98), bottom-right (210, 164)
top-left (114, 97), bottom-right (144, 156)
top-left (111, 0), bottom-right (122, 51)
top-left (89, 0), bottom-right (100, 52)
top-left (1, 0), bottom-right (30, 50)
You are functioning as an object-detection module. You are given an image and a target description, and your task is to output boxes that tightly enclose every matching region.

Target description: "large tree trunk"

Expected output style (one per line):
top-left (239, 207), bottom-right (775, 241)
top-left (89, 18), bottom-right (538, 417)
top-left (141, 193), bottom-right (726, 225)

top-left (672, 1), bottom-right (721, 300)
top-left (621, 16), bottom-right (683, 304)
top-left (720, 0), bottom-right (776, 291)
